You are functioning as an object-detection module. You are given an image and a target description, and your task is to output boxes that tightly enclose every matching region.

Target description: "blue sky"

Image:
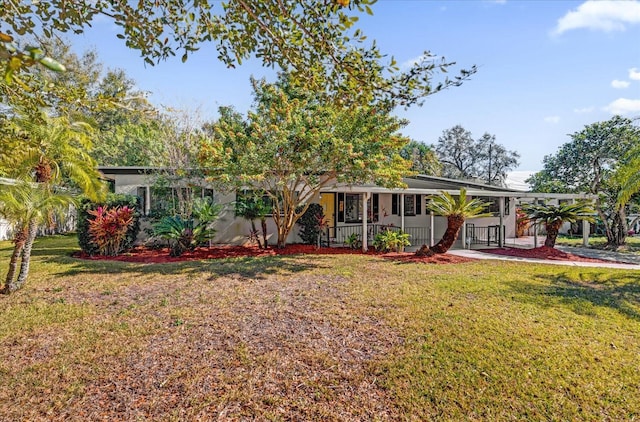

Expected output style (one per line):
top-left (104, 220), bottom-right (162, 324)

top-left (71, 0), bottom-right (640, 175)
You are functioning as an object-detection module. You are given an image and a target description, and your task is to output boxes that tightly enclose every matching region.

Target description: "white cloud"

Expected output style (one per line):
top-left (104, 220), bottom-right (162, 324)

top-left (553, 0), bottom-right (640, 35)
top-left (604, 98), bottom-right (640, 115)
top-left (630, 67), bottom-right (640, 80)
top-left (544, 116), bottom-right (561, 123)
top-left (573, 106), bottom-right (595, 113)
top-left (612, 79), bottom-right (631, 88)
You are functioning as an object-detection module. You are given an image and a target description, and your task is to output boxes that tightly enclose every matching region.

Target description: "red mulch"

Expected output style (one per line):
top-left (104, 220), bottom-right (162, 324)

top-left (72, 244), bottom-right (475, 264)
top-left (480, 246), bottom-right (615, 263)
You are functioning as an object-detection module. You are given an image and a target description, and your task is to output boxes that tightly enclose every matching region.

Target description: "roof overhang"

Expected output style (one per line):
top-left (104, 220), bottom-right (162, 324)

top-left (322, 185), bottom-right (596, 200)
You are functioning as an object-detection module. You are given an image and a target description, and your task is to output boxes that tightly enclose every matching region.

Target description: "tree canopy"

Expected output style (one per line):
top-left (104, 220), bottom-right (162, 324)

top-left (434, 125), bottom-right (519, 186)
top-left (200, 75), bottom-right (412, 247)
top-left (527, 116), bottom-right (640, 247)
top-left (399, 140), bottom-right (441, 175)
top-left (1, 0), bottom-right (476, 109)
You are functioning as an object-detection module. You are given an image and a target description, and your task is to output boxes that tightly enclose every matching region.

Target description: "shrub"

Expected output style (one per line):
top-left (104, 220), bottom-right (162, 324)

top-left (345, 233), bottom-right (362, 249)
top-left (77, 194), bottom-right (141, 255)
top-left (87, 206), bottom-right (134, 256)
top-left (153, 197), bottom-right (222, 256)
top-left (297, 203), bottom-right (326, 245)
top-left (373, 229), bottom-right (411, 252)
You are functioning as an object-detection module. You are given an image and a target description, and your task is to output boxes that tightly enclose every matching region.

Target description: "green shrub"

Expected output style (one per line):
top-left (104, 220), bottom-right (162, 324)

top-left (297, 203), bottom-right (326, 245)
top-left (77, 194), bottom-right (141, 255)
top-left (373, 229), bottom-right (411, 252)
top-left (345, 233), bottom-right (362, 249)
top-left (153, 197), bottom-right (222, 256)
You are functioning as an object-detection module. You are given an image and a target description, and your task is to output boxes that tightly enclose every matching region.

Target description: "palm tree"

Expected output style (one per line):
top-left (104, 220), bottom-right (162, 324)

top-left (521, 201), bottom-right (595, 248)
top-left (1, 115), bottom-right (106, 293)
top-left (13, 116), bottom-right (106, 198)
top-left (0, 183), bottom-right (74, 294)
top-left (616, 146), bottom-right (640, 207)
top-left (418, 188), bottom-right (491, 255)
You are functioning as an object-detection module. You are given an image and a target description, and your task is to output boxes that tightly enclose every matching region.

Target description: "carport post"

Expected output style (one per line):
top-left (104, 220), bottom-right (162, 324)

top-left (533, 198), bottom-right (538, 248)
top-left (499, 197), bottom-right (505, 247)
top-left (582, 219), bottom-right (590, 247)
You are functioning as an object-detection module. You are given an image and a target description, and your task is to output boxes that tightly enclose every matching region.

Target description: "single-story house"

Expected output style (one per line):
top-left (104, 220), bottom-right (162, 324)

top-left (98, 167), bottom-right (596, 250)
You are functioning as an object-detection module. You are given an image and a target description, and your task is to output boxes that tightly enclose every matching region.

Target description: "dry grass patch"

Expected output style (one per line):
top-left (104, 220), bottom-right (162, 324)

top-left (1, 235), bottom-right (640, 420)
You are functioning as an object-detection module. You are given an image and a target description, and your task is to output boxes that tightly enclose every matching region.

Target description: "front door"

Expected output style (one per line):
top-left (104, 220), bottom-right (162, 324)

top-left (319, 193), bottom-right (336, 238)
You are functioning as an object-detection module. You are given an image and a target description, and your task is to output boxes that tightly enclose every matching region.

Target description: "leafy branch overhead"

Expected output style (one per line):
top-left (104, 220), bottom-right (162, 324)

top-left (1, 0), bottom-right (476, 107)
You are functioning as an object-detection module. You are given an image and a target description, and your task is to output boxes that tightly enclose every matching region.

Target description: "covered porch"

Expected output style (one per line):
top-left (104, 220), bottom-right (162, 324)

top-left (317, 186), bottom-right (595, 252)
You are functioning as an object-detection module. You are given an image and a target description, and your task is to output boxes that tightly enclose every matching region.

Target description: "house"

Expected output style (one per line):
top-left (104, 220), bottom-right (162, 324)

top-left (98, 167), bottom-right (595, 250)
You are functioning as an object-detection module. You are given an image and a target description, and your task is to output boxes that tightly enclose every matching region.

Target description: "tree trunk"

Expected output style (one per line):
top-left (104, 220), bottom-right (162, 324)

top-left (544, 221), bottom-right (563, 248)
top-left (2, 226), bottom-right (28, 294)
top-left (249, 219), bottom-right (261, 248)
top-left (260, 217), bottom-right (268, 249)
top-left (607, 208), bottom-right (627, 249)
top-left (3, 219), bottom-right (38, 294)
top-left (431, 215), bottom-right (465, 254)
top-left (276, 215), bottom-right (297, 249)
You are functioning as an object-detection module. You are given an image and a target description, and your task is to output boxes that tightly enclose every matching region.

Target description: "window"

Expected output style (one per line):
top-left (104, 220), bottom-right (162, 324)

top-left (339, 193), bottom-right (379, 223)
top-left (235, 189), bottom-right (276, 216)
top-left (136, 186), bottom-right (148, 215)
top-left (473, 196), bottom-right (505, 216)
top-left (392, 194), bottom-right (422, 216)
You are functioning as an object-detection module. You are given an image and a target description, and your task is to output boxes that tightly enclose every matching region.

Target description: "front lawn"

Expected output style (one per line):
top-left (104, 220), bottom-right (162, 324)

top-left (1, 235), bottom-right (639, 420)
top-left (557, 234), bottom-right (640, 253)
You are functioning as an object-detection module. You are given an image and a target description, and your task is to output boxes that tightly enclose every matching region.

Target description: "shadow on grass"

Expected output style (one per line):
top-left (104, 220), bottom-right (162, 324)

top-left (45, 253), bottom-right (324, 280)
top-left (508, 271), bottom-right (640, 321)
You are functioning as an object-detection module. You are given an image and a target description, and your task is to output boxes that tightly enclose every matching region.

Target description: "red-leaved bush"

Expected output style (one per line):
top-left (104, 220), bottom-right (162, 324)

top-left (87, 206), bottom-right (134, 256)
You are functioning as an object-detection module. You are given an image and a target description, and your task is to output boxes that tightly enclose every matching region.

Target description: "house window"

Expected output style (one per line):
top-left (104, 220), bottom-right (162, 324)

top-left (136, 186), bottom-right (148, 215)
top-left (474, 196), bottom-right (501, 216)
top-left (392, 194), bottom-right (422, 216)
top-left (235, 189), bottom-right (276, 216)
top-left (342, 194), bottom-right (378, 223)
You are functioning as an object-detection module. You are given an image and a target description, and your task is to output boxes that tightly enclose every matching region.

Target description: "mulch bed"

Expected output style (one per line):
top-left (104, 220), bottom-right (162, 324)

top-left (480, 246), bottom-right (618, 264)
top-left (73, 244), bottom-right (476, 264)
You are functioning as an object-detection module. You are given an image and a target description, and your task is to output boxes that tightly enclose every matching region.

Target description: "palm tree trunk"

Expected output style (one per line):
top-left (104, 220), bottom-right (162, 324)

top-left (10, 219), bottom-right (39, 293)
top-left (3, 226), bottom-right (28, 293)
top-left (432, 215), bottom-right (465, 254)
top-left (544, 221), bottom-right (562, 248)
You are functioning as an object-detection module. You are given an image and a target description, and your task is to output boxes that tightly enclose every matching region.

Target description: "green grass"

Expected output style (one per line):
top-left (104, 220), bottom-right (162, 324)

top-left (1, 235), bottom-right (639, 420)
top-left (557, 234), bottom-right (640, 253)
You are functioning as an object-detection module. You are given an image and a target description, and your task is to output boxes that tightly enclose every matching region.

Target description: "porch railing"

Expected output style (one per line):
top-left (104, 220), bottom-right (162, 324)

top-left (322, 224), bottom-right (429, 248)
top-left (465, 224), bottom-right (504, 247)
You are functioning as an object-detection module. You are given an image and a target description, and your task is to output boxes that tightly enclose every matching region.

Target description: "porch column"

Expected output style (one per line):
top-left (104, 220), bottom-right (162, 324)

top-left (430, 211), bottom-right (435, 247)
top-left (362, 192), bottom-right (370, 252)
top-left (400, 193), bottom-right (405, 231)
top-left (533, 198), bottom-right (538, 248)
top-left (498, 196), bottom-right (505, 247)
top-left (461, 220), bottom-right (467, 249)
top-left (582, 219), bottom-right (590, 247)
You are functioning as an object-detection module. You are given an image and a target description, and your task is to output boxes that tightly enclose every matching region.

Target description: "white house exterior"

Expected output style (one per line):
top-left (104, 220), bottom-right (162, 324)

top-left (99, 167), bottom-right (539, 250)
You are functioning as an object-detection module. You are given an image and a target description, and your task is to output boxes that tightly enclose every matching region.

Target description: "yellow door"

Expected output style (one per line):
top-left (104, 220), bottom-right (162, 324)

top-left (319, 193), bottom-right (336, 238)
